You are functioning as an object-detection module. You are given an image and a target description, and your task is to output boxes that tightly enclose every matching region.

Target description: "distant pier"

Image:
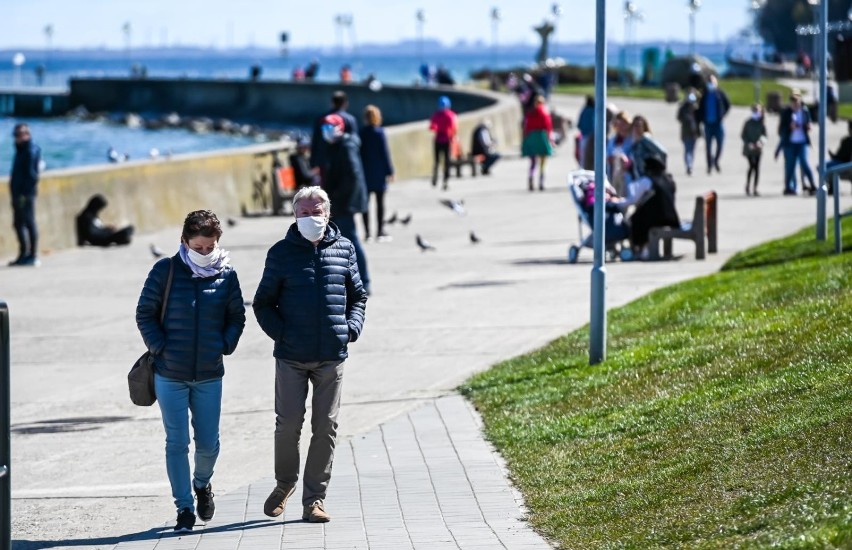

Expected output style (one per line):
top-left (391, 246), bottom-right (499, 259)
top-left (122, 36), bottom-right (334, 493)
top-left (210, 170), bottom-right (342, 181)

top-left (0, 87), bottom-right (70, 116)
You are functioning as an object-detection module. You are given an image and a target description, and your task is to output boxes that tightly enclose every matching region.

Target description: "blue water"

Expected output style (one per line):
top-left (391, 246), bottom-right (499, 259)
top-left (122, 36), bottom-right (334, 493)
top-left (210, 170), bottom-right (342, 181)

top-left (1, 45), bottom-right (730, 171)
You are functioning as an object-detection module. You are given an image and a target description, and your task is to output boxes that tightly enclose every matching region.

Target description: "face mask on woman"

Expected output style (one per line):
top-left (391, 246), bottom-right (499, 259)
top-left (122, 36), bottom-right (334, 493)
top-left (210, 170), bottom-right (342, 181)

top-left (187, 246), bottom-right (218, 267)
top-left (297, 215), bottom-right (328, 242)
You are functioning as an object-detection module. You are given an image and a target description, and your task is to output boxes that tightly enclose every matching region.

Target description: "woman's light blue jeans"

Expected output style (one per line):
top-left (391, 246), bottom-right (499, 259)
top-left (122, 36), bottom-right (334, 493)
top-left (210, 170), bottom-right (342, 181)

top-left (155, 373), bottom-right (222, 512)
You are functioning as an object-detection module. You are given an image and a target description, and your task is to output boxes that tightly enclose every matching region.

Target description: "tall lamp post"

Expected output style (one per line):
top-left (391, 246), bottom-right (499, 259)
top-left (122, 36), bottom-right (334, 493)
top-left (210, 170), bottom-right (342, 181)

top-left (416, 9), bottom-right (426, 65)
top-left (751, 0), bottom-right (765, 103)
top-left (491, 7), bottom-right (501, 77)
top-left (687, 0), bottom-right (701, 56)
top-left (122, 22), bottom-right (132, 67)
top-left (591, 0), bottom-right (608, 365)
top-left (808, 0), bottom-right (820, 101)
top-left (815, 0), bottom-right (828, 241)
top-left (621, 2), bottom-right (642, 86)
top-left (551, 3), bottom-right (563, 62)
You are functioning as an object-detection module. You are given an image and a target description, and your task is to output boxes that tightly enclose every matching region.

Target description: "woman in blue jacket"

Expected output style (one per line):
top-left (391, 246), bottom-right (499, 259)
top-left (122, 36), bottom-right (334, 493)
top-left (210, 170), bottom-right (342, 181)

top-left (136, 210), bottom-right (246, 533)
top-left (359, 105), bottom-right (394, 242)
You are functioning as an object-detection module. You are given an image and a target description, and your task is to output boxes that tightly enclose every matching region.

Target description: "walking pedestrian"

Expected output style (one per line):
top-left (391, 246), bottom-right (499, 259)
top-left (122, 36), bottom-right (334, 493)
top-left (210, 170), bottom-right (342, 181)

top-left (135, 210), bottom-right (246, 532)
top-left (522, 94), bottom-right (553, 191)
top-left (777, 91), bottom-right (816, 195)
top-left (429, 95), bottom-right (458, 190)
top-left (677, 89), bottom-right (700, 175)
top-left (8, 123), bottom-right (42, 266)
top-left (359, 105), bottom-right (394, 242)
top-left (696, 75), bottom-right (730, 174)
top-left (310, 91), bottom-right (358, 185)
top-left (253, 186), bottom-right (368, 524)
top-left (322, 113), bottom-right (371, 294)
top-left (741, 103), bottom-right (768, 196)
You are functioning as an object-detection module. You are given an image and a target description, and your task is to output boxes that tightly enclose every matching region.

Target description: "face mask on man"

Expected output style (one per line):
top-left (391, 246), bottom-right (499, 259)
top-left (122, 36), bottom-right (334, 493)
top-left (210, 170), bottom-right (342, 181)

top-left (186, 246), bottom-right (219, 267)
top-left (297, 215), bottom-right (328, 242)
top-left (751, 112), bottom-right (762, 121)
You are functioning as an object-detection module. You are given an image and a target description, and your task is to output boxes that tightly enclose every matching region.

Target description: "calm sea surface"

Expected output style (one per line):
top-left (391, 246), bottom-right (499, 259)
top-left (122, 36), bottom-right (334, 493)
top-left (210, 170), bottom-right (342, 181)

top-left (0, 46), bottom-right (729, 171)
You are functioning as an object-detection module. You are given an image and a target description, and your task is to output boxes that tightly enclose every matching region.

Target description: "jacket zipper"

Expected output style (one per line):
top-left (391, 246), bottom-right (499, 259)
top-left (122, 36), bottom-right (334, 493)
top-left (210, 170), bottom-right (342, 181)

top-left (315, 245), bottom-right (322, 358)
top-left (193, 279), bottom-right (200, 381)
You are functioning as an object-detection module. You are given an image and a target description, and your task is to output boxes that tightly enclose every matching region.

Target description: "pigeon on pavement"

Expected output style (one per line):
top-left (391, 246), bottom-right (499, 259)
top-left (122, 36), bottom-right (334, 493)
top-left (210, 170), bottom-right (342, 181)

top-left (416, 235), bottom-right (436, 251)
top-left (439, 198), bottom-right (466, 216)
top-left (400, 213), bottom-right (413, 225)
top-left (470, 231), bottom-right (481, 244)
top-left (150, 244), bottom-right (165, 258)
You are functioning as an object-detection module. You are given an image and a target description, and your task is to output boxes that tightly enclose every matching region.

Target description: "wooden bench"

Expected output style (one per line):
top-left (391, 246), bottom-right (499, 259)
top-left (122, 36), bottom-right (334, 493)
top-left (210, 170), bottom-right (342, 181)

top-left (447, 139), bottom-right (484, 178)
top-left (648, 191), bottom-right (717, 260)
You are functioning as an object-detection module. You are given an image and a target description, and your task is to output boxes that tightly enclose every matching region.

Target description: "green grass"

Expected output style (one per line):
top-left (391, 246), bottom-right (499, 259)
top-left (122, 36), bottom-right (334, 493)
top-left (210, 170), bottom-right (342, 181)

top-left (461, 226), bottom-right (852, 548)
top-left (555, 79), bottom-right (793, 109)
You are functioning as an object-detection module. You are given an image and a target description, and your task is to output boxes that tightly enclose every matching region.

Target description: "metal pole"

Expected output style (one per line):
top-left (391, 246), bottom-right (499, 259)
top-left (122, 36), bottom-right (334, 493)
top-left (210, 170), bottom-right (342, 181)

top-left (1, 300), bottom-right (10, 550)
top-left (590, 0), bottom-right (607, 365)
top-left (817, 0), bottom-right (828, 240)
top-left (833, 173), bottom-right (842, 253)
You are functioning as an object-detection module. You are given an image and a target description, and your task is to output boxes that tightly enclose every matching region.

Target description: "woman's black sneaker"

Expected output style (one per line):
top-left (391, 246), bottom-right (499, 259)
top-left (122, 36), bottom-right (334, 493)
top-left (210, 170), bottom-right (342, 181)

top-left (194, 483), bottom-right (215, 521)
top-left (174, 508), bottom-right (195, 532)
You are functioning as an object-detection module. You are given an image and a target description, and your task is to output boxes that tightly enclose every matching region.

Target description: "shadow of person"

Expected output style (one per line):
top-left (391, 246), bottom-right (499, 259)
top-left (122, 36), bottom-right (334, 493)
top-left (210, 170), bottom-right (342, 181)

top-left (13, 518), bottom-right (302, 548)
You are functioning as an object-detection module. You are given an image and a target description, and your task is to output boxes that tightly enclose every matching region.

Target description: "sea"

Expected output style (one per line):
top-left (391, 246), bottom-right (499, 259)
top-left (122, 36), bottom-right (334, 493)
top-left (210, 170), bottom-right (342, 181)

top-left (0, 43), bottom-right (731, 171)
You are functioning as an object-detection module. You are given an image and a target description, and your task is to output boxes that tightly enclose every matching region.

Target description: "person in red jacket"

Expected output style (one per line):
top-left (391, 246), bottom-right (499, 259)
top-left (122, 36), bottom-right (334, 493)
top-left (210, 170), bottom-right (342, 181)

top-left (429, 95), bottom-right (458, 190)
top-left (522, 95), bottom-right (554, 191)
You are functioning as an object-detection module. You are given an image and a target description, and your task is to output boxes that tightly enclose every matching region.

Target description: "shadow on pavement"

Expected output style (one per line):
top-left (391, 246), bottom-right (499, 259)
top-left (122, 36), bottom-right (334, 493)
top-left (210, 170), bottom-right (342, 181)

top-left (12, 416), bottom-right (132, 435)
top-left (13, 518), bottom-right (296, 548)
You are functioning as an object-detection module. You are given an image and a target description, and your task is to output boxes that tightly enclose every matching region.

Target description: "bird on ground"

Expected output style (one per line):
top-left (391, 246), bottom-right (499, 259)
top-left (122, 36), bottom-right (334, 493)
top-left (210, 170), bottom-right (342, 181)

top-left (400, 213), bottom-right (413, 225)
top-left (470, 231), bottom-right (481, 244)
top-left (416, 235), bottom-right (436, 251)
top-left (439, 198), bottom-right (466, 216)
top-left (386, 211), bottom-right (398, 225)
top-left (227, 217), bottom-right (238, 227)
top-left (150, 244), bottom-right (165, 258)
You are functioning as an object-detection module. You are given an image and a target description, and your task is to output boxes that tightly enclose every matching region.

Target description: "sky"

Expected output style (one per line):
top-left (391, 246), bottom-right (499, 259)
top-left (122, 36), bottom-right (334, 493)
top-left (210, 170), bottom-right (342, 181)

top-left (1, 0), bottom-right (758, 50)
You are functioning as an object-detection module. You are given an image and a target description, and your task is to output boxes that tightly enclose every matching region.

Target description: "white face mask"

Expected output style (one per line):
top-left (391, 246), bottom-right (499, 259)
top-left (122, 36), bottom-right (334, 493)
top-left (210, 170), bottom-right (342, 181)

top-left (187, 246), bottom-right (218, 267)
top-left (751, 112), bottom-right (762, 121)
top-left (297, 215), bottom-right (328, 242)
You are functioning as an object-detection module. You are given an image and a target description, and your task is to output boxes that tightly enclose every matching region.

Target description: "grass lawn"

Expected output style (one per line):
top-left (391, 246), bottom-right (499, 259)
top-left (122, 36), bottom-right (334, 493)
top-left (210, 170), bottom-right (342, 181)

top-left (461, 221), bottom-right (852, 548)
top-left (555, 79), bottom-right (793, 109)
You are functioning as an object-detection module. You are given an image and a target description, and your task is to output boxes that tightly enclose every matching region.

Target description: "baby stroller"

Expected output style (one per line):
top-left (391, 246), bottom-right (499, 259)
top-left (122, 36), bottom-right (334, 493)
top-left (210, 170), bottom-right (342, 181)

top-left (567, 170), bottom-right (630, 263)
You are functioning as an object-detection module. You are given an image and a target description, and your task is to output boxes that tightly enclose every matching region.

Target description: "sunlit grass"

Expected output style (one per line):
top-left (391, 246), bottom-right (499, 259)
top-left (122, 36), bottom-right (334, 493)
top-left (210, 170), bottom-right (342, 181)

top-left (462, 225), bottom-right (852, 548)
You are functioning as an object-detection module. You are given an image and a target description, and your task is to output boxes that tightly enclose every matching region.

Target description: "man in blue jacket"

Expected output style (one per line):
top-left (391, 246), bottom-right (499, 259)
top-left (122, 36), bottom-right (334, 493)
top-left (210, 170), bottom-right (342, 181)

top-left (9, 123), bottom-right (42, 266)
top-left (696, 75), bottom-right (731, 175)
top-left (253, 186), bottom-right (368, 524)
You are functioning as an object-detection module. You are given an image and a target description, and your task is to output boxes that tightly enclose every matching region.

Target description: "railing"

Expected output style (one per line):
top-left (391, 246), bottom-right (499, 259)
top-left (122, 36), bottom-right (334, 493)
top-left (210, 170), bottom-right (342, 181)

top-left (1, 300), bottom-right (9, 550)
top-left (824, 161), bottom-right (851, 253)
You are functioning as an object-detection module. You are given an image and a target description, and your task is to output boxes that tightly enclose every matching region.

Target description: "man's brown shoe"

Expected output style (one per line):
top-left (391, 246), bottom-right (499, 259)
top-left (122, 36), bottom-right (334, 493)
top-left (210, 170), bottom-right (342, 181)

top-left (264, 484), bottom-right (296, 517)
top-left (302, 500), bottom-right (331, 523)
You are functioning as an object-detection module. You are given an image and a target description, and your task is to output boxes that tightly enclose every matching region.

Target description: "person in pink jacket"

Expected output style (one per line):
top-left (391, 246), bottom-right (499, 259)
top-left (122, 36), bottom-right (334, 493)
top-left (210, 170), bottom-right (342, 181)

top-left (429, 96), bottom-right (458, 190)
top-left (522, 95), bottom-right (554, 191)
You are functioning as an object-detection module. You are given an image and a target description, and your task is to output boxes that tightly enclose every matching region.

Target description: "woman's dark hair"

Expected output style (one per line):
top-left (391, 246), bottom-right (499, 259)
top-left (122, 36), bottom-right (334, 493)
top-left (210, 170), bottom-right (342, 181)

top-left (181, 210), bottom-right (222, 242)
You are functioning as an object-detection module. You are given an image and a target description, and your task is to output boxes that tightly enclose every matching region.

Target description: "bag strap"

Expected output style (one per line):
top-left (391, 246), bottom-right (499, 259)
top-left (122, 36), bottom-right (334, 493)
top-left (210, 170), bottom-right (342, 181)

top-left (159, 258), bottom-right (175, 325)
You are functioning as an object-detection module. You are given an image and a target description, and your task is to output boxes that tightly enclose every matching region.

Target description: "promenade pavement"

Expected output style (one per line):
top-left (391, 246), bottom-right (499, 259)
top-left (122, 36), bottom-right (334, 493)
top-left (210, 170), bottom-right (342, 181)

top-left (6, 93), bottom-right (846, 549)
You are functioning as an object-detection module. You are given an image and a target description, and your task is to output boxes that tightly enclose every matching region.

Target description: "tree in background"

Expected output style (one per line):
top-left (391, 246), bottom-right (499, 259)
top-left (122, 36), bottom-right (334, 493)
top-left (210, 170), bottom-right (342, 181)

top-left (757, 0), bottom-right (852, 54)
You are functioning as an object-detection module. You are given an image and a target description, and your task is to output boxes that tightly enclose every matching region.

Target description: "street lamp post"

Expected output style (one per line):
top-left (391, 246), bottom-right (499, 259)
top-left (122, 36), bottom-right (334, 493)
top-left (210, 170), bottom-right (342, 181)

top-left (687, 0), bottom-right (701, 56)
top-left (751, 0), bottom-right (765, 103)
top-left (808, 0), bottom-right (820, 101)
top-left (551, 3), bottom-right (563, 62)
top-left (622, 2), bottom-right (642, 86)
top-left (816, 0), bottom-right (828, 241)
top-left (591, 0), bottom-right (607, 365)
top-left (416, 9), bottom-right (426, 65)
top-left (491, 7), bottom-right (501, 74)
top-left (122, 22), bottom-right (132, 67)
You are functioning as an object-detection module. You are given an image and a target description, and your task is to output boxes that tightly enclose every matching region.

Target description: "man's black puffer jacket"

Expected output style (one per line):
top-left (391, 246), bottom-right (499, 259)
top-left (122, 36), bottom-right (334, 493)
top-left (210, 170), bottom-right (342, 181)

top-left (252, 222), bottom-right (368, 362)
top-left (136, 255), bottom-right (246, 381)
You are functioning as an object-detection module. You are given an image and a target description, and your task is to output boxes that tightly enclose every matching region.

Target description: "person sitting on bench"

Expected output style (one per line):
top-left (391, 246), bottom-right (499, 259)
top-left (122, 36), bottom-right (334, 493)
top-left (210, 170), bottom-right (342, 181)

top-left (470, 120), bottom-right (500, 175)
top-left (75, 194), bottom-right (134, 247)
top-left (625, 155), bottom-right (680, 260)
top-left (289, 138), bottom-right (319, 188)
top-left (826, 120), bottom-right (852, 191)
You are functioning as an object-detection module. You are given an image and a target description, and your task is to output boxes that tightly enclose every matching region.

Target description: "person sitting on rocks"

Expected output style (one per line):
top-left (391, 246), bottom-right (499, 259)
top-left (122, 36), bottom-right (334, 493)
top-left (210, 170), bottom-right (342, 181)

top-left (75, 194), bottom-right (134, 247)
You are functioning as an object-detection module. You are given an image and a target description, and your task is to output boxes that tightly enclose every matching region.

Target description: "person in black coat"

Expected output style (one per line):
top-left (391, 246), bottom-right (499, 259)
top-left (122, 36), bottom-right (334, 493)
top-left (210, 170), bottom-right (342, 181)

top-left (253, 186), bottom-right (367, 524)
top-left (695, 75), bottom-right (731, 174)
top-left (8, 123), bottom-right (41, 266)
top-left (309, 90), bottom-right (358, 184)
top-left (470, 120), bottom-right (501, 175)
top-left (322, 113), bottom-right (370, 293)
top-left (288, 138), bottom-right (318, 188)
top-left (136, 210), bottom-right (245, 533)
top-left (358, 105), bottom-right (394, 242)
top-left (628, 155), bottom-right (681, 255)
top-left (75, 194), bottom-right (135, 246)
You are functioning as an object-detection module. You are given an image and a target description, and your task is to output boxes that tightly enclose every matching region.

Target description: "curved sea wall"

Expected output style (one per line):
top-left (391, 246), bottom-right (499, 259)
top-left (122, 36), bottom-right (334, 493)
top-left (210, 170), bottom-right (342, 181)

top-left (0, 80), bottom-right (521, 257)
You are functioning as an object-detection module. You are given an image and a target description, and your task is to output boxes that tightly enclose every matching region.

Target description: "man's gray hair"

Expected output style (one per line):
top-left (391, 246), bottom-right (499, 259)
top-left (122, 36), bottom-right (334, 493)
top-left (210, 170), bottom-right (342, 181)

top-left (292, 186), bottom-right (331, 216)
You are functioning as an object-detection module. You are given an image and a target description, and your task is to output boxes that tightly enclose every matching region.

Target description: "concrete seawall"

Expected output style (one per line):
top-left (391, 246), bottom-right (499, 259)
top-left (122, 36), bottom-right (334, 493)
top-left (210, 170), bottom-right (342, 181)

top-left (0, 81), bottom-right (521, 258)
